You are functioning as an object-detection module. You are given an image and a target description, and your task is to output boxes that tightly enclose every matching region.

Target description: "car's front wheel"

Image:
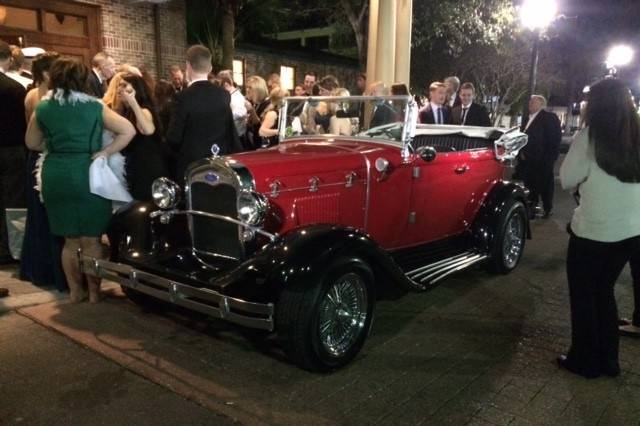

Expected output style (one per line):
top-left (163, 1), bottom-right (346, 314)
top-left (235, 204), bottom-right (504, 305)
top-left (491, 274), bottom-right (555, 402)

top-left (276, 260), bottom-right (375, 372)
top-left (487, 199), bottom-right (527, 274)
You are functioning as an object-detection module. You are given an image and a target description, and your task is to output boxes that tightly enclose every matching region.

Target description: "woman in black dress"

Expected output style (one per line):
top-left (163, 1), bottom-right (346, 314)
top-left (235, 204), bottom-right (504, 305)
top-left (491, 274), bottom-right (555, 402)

top-left (109, 73), bottom-right (168, 201)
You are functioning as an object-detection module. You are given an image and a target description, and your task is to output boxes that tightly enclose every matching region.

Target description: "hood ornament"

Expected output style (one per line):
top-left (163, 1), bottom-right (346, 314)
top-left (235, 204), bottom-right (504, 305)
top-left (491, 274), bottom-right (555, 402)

top-left (211, 144), bottom-right (221, 158)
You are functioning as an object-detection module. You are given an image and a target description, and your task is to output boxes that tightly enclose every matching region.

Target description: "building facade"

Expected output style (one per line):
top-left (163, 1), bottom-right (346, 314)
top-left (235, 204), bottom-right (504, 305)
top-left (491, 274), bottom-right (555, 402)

top-left (0, 0), bottom-right (360, 87)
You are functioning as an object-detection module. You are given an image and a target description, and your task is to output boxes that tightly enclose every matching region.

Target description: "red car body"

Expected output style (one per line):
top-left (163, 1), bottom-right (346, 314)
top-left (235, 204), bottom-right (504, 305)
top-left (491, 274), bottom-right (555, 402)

top-left (81, 96), bottom-right (530, 371)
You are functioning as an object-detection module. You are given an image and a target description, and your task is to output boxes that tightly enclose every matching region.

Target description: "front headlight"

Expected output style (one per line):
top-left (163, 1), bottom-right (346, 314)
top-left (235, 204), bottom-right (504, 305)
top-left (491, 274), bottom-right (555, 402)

top-left (237, 191), bottom-right (268, 226)
top-left (152, 177), bottom-right (181, 209)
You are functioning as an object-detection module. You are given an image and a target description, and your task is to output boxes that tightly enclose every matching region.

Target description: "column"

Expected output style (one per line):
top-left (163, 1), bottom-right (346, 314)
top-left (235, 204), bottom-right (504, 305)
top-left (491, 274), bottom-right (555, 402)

top-left (374, 0), bottom-right (397, 88)
top-left (394, 0), bottom-right (412, 86)
top-left (365, 0), bottom-right (379, 89)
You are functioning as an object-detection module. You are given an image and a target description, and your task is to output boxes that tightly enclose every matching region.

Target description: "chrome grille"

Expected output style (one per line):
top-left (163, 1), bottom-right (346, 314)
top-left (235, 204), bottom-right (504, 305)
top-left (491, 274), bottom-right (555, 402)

top-left (187, 160), bottom-right (248, 260)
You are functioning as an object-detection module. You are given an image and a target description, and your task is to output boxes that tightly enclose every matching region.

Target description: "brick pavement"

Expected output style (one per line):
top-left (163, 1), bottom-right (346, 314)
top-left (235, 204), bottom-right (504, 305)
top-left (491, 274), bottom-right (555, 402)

top-left (3, 185), bottom-right (640, 425)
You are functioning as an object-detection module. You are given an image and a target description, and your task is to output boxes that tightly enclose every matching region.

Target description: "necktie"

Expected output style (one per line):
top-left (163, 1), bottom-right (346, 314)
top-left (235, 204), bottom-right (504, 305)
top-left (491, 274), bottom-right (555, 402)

top-left (461, 107), bottom-right (468, 125)
top-left (438, 108), bottom-right (443, 125)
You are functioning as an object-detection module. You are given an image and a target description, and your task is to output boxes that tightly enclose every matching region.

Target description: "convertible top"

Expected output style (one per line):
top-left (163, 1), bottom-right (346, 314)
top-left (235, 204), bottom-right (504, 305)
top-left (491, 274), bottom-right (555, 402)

top-left (415, 124), bottom-right (507, 140)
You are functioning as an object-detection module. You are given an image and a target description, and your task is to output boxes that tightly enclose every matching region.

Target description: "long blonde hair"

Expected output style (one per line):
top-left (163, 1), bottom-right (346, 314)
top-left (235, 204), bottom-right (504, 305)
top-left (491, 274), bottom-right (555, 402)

top-left (102, 71), bottom-right (126, 110)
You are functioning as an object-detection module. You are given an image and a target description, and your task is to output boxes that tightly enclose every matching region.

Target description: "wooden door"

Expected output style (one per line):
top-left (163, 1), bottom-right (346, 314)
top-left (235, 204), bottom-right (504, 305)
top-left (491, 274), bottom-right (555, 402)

top-left (0, 0), bottom-right (101, 65)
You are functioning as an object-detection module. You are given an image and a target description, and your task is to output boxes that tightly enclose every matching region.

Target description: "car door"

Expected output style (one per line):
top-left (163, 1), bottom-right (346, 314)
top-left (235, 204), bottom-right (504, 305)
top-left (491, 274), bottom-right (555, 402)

top-left (402, 146), bottom-right (496, 247)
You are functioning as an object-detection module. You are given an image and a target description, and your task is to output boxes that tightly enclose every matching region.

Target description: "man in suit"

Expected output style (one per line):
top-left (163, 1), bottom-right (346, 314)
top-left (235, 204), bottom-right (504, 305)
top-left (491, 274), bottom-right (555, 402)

top-left (167, 44), bottom-right (242, 184)
top-left (0, 40), bottom-right (27, 267)
top-left (419, 82), bottom-right (451, 125)
top-left (87, 52), bottom-right (115, 98)
top-left (444, 76), bottom-right (462, 108)
top-left (451, 83), bottom-right (492, 127)
top-left (368, 81), bottom-right (396, 128)
top-left (169, 65), bottom-right (186, 93)
top-left (516, 95), bottom-right (562, 218)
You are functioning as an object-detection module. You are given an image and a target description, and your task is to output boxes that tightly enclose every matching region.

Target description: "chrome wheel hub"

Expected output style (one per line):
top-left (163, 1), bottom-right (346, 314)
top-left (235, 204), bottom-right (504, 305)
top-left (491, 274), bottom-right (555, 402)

top-left (318, 272), bottom-right (368, 357)
top-left (503, 212), bottom-right (524, 269)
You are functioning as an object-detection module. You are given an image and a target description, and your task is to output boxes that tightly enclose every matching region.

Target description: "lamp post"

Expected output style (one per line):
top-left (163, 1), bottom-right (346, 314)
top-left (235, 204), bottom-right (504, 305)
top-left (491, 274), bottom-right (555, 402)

top-left (520, 0), bottom-right (557, 124)
top-left (606, 45), bottom-right (634, 77)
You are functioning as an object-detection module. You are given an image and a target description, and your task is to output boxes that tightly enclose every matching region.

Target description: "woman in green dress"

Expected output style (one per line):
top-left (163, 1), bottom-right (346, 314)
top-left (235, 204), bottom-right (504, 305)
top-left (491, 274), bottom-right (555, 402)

top-left (25, 58), bottom-right (135, 303)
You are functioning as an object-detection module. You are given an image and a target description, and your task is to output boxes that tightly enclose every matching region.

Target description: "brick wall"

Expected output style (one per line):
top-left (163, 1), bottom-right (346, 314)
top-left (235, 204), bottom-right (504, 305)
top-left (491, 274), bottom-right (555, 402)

top-left (237, 45), bottom-right (361, 94)
top-left (77, 0), bottom-right (186, 79)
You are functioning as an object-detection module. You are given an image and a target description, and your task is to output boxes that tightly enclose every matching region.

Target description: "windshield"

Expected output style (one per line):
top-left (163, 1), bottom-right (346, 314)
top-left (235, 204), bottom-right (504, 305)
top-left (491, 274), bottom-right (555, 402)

top-left (280, 95), bottom-right (413, 143)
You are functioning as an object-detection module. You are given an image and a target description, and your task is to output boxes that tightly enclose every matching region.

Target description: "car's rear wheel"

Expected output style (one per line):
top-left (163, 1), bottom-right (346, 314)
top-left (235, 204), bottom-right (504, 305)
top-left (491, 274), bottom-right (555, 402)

top-left (276, 260), bottom-right (375, 372)
top-left (487, 199), bottom-right (527, 274)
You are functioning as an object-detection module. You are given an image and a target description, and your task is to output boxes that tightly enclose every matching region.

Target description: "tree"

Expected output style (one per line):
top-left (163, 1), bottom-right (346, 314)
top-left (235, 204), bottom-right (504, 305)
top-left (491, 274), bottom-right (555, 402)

top-left (337, 0), bottom-right (368, 66)
top-left (410, 0), bottom-right (517, 90)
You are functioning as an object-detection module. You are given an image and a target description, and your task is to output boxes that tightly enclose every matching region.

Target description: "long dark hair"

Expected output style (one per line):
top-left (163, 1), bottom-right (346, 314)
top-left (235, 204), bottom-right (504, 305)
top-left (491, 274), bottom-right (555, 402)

top-left (32, 51), bottom-right (59, 87)
top-left (586, 78), bottom-right (640, 183)
top-left (120, 72), bottom-right (161, 137)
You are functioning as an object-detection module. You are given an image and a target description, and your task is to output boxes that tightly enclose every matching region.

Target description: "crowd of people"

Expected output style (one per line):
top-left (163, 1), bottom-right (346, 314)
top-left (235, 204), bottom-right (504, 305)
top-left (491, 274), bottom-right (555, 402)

top-left (1, 40), bottom-right (640, 380)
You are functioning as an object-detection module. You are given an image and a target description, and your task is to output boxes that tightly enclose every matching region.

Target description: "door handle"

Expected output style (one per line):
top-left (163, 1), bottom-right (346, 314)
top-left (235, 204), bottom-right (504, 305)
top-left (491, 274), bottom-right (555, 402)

top-left (454, 165), bottom-right (470, 174)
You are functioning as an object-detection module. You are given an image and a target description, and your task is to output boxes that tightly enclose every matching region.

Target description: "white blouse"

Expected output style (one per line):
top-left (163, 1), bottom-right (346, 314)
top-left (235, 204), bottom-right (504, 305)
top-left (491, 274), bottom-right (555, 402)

top-left (560, 127), bottom-right (640, 242)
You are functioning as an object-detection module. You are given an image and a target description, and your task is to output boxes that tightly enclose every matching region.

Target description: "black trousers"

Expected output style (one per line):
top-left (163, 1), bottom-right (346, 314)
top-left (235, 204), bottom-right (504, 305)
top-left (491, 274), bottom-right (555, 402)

top-left (523, 163), bottom-right (555, 213)
top-left (628, 249), bottom-right (640, 326)
top-left (566, 230), bottom-right (639, 376)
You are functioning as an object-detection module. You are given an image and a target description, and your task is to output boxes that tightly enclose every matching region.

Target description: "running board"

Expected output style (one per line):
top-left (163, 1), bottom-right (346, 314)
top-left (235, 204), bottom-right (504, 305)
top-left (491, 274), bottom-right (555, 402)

top-left (405, 251), bottom-right (489, 287)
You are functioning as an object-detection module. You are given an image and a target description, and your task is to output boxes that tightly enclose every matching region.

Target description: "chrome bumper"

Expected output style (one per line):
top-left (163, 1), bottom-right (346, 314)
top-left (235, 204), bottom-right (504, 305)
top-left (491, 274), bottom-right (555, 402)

top-left (79, 256), bottom-right (275, 331)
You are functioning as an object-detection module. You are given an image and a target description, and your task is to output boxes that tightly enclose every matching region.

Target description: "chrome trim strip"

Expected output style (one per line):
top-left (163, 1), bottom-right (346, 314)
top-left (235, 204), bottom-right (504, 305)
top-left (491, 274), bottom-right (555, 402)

top-left (363, 154), bottom-right (372, 231)
top-left (265, 179), bottom-right (367, 196)
top-left (151, 209), bottom-right (278, 242)
top-left (428, 255), bottom-right (488, 285)
top-left (79, 256), bottom-right (275, 332)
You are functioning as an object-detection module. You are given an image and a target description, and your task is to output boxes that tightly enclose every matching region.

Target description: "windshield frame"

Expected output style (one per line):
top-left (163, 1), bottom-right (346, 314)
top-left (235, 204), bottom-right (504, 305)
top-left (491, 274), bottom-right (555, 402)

top-left (279, 95), bottom-right (415, 153)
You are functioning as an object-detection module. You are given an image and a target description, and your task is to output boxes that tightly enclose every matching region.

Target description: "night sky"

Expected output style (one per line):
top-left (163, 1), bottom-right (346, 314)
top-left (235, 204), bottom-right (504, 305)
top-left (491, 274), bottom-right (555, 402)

top-left (553, 0), bottom-right (640, 91)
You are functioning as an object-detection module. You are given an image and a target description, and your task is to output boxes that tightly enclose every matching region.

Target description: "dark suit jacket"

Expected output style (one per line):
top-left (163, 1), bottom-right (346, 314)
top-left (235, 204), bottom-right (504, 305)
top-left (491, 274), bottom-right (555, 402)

top-left (87, 70), bottom-right (104, 98)
top-left (451, 103), bottom-right (491, 127)
top-left (167, 80), bottom-right (242, 183)
top-left (370, 101), bottom-right (397, 128)
top-left (448, 93), bottom-right (462, 109)
top-left (0, 72), bottom-right (27, 147)
top-left (418, 104), bottom-right (451, 125)
top-left (519, 109), bottom-right (562, 168)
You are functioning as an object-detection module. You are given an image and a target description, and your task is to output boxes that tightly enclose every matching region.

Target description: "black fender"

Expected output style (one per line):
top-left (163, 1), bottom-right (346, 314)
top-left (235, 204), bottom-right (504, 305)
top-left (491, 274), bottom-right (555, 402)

top-left (219, 224), bottom-right (422, 301)
top-left (470, 180), bottom-right (531, 253)
top-left (106, 201), bottom-right (158, 260)
top-left (106, 201), bottom-right (191, 261)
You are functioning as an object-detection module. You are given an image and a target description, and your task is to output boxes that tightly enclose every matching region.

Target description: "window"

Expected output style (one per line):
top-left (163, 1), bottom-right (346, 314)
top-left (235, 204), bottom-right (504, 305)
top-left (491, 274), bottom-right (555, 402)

top-left (44, 12), bottom-right (88, 37)
top-left (280, 65), bottom-right (295, 91)
top-left (0, 6), bottom-right (39, 31)
top-left (232, 59), bottom-right (244, 87)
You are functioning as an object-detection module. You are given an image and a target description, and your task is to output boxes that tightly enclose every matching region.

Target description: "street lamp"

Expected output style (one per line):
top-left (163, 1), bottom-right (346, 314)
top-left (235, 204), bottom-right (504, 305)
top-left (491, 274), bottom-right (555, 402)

top-left (519, 0), bottom-right (557, 123)
top-left (606, 45), bottom-right (634, 77)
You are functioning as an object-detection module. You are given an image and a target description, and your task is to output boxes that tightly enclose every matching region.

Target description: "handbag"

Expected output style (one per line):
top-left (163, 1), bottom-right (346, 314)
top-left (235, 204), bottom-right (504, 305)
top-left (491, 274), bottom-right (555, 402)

top-left (89, 156), bottom-right (133, 202)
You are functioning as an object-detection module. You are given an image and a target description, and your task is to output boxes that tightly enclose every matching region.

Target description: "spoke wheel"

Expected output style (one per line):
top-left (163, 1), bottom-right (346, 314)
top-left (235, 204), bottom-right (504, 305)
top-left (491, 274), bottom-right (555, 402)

top-left (487, 199), bottom-right (527, 274)
top-left (502, 211), bottom-right (525, 269)
top-left (317, 273), bottom-right (368, 358)
top-left (276, 260), bottom-right (375, 372)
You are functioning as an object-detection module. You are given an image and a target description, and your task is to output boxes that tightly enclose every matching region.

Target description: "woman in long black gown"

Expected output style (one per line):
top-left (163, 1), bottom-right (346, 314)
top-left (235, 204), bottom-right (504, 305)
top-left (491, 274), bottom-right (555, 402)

top-left (19, 51), bottom-right (68, 291)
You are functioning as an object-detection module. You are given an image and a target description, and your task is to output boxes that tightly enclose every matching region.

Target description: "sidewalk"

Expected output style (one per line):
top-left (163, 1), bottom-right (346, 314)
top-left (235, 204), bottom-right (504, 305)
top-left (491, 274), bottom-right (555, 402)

top-left (0, 265), bottom-right (66, 313)
top-left (2, 186), bottom-right (640, 425)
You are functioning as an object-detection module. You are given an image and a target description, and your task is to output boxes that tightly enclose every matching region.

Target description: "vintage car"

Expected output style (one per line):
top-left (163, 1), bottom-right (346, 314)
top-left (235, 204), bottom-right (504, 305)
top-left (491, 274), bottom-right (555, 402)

top-left (81, 96), bottom-right (529, 372)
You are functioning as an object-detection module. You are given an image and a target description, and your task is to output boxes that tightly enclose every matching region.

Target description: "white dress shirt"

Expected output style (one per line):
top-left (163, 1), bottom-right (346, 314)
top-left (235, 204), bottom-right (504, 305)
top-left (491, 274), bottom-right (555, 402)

top-left (6, 70), bottom-right (31, 88)
top-left (430, 102), bottom-right (444, 124)
top-left (229, 89), bottom-right (248, 136)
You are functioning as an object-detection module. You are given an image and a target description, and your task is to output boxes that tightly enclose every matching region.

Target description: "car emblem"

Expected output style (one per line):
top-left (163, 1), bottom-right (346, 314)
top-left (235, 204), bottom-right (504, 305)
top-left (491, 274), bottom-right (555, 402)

top-left (211, 144), bottom-right (220, 157)
top-left (204, 173), bottom-right (219, 183)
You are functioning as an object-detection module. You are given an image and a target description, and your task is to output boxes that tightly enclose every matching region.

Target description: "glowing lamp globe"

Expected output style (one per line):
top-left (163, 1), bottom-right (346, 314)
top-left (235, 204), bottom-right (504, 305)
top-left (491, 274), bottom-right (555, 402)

top-left (520, 0), bottom-right (558, 30)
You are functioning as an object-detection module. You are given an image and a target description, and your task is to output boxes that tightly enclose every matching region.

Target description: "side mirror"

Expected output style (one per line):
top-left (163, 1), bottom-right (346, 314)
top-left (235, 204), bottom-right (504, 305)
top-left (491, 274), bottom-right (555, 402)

top-left (418, 146), bottom-right (437, 162)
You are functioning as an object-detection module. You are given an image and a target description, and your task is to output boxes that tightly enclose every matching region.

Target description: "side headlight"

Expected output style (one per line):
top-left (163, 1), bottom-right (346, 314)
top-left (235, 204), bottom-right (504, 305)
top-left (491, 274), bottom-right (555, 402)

top-left (152, 177), bottom-right (181, 209)
top-left (238, 191), bottom-right (268, 226)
